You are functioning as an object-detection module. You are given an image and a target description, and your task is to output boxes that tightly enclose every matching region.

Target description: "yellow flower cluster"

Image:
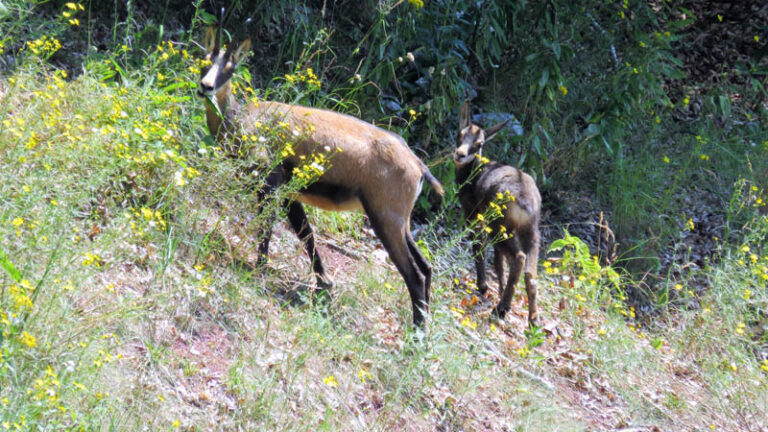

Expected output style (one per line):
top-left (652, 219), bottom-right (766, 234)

top-left (126, 206), bottom-right (167, 238)
top-left (474, 153), bottom-right (491, 164)
top-left (460, 316), bottom-right (478, 330)
top-left (284, 67), bottom-right (322, 89)
top-left (736, 244), bottom-right (768, 284)
top-left (292, 151), bottom-right (329, 181)
top-left (81, 252), bottom-right (103, 268)
top-left (24, 35), bottom-right (62, 58)
top-left (322, 374), bottom-right (338, 388)
top-left (62, 2), bottom-right (85, 26)
top-left (188, 57), bottom-right (212, 75)
top-left (357, 367), bottom-right (372, 383)
top-left (473, 190), bottom-right (517, 240)
top-left (1, 280), bottom-right (37, 351)
top-left (6, 280), bottom-right (35, 315)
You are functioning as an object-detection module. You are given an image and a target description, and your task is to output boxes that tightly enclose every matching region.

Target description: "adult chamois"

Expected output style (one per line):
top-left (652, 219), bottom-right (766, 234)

top-left (197, 27), bottom-right (443, 326)
top-left (454, 102), bottom-right (541, 326)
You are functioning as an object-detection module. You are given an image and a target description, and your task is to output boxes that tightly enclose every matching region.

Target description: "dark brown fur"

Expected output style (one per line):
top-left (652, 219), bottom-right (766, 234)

top-left (454, 103), bottom-right (541, 325)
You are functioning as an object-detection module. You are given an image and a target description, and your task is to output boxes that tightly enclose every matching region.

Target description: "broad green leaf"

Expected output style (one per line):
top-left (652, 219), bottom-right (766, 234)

top-left (0, 248), bottom-right (22, 282)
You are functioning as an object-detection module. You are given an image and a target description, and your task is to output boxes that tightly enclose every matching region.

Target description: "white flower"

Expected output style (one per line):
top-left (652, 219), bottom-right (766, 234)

top-left (174, 171), bottom-right (186, 186)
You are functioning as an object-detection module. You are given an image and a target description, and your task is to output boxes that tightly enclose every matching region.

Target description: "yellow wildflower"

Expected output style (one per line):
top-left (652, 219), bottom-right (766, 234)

top-left (358, 368), bottom-right (372, 383)
top-left (19, 331), bottom-right (37, 348)
top-left (460, 316), bottom-right (477, 330)
top-left (323, 375), bottom-right (338, 388)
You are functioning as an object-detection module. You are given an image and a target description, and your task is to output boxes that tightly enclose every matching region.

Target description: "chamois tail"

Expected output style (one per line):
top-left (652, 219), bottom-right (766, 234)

top-left (421, 164), bottom-right (444, 196)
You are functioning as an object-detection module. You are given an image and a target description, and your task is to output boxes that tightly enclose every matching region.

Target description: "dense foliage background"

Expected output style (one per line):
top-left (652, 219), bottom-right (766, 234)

top-left (7, 0), bottom-right (763, 276)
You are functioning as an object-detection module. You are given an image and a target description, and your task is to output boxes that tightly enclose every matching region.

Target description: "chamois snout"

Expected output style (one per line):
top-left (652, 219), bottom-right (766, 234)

top-left (453, 145), bottom-right (468, 159)
top-left (197, 82), bottom-right (214, 97)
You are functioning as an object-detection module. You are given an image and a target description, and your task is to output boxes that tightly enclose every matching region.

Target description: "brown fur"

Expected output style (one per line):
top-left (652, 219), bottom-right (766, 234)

top-left (454, 102), bottom-right (541, 326)
top-left (198, 32), bottom-right (442, 326)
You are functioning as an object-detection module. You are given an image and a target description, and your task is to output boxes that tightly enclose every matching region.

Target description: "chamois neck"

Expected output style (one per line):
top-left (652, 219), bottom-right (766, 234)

top-left (455, 158), bottom-right (482, 189)
top-left (205, 81), bottom-right (240, 144)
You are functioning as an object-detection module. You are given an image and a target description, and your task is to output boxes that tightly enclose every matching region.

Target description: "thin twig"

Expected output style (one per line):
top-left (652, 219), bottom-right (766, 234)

top-left (318, 237), bottom-right (364, 260)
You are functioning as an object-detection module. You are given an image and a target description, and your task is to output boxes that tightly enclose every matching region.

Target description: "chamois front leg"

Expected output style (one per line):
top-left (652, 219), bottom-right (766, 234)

top-left (472, 237), bottom-right (489, 295)
top-left (286, 200), bottom-right (333, 290)
top-left (254, 167), bottom-right (284, 269)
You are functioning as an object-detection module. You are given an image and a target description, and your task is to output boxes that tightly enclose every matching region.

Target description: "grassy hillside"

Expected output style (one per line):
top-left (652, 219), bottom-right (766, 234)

top-left (1, 1), bottom-right (767, 430)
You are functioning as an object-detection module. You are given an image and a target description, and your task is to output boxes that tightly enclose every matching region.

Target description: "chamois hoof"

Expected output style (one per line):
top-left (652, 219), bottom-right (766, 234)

top-left (490, 305), bottom-right (509, 321)
top-left (316, 275), bottom-right (335, 291)
top-left (528, 316), bottom-right (542, 328)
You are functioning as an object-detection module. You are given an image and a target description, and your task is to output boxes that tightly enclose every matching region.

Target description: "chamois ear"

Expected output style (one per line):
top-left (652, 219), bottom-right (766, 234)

top-left (484, 119), bottom-right (510, 142)
top-left (459, 101), bottom-right (471, 130)
top-left (204, 27), bottom-right (217, 53)
top-left (232, 38), bottom-right (251, 64)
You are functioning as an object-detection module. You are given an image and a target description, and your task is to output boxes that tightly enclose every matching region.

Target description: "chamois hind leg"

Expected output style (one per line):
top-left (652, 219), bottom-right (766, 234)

top-left (492, 243), bottom-right (525, 321)
top-left (406, 232), bottom-right (432, 304)
top-left (492, 245), bottom-right (506, 296)
top-left (286, 200), bottom-right (333, 290)
top-left (364, 203), bottom-right (428, 327)
top-left (523, 233), bottom-right (541, 326)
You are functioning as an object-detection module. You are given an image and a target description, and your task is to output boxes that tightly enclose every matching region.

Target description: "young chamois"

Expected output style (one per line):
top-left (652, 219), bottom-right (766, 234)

top-left (454, 102), bottom-right (541, 326)
top-left (197, 27), bottom-right (443, 326)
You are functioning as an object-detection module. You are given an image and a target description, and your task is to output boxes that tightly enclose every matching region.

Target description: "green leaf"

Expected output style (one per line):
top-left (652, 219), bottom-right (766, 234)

top-left (531, 135), bottom-right (542, 156)
top-left (0, 248), bottom-right (22, 282)
top-left (650, 338), bottom-right (663, 350)
top-left (584, 123), bottom-right (601, 139)
top-left (551, 41), bottom-right (561, 60)
top-left (539, 68), bottom-right (549, 89)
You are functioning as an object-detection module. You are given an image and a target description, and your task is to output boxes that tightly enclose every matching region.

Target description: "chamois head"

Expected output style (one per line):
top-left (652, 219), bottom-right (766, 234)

top-left (197, 26), bottom-right (251, 98)
top-left (454, 102), bottom-right (510, 167)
